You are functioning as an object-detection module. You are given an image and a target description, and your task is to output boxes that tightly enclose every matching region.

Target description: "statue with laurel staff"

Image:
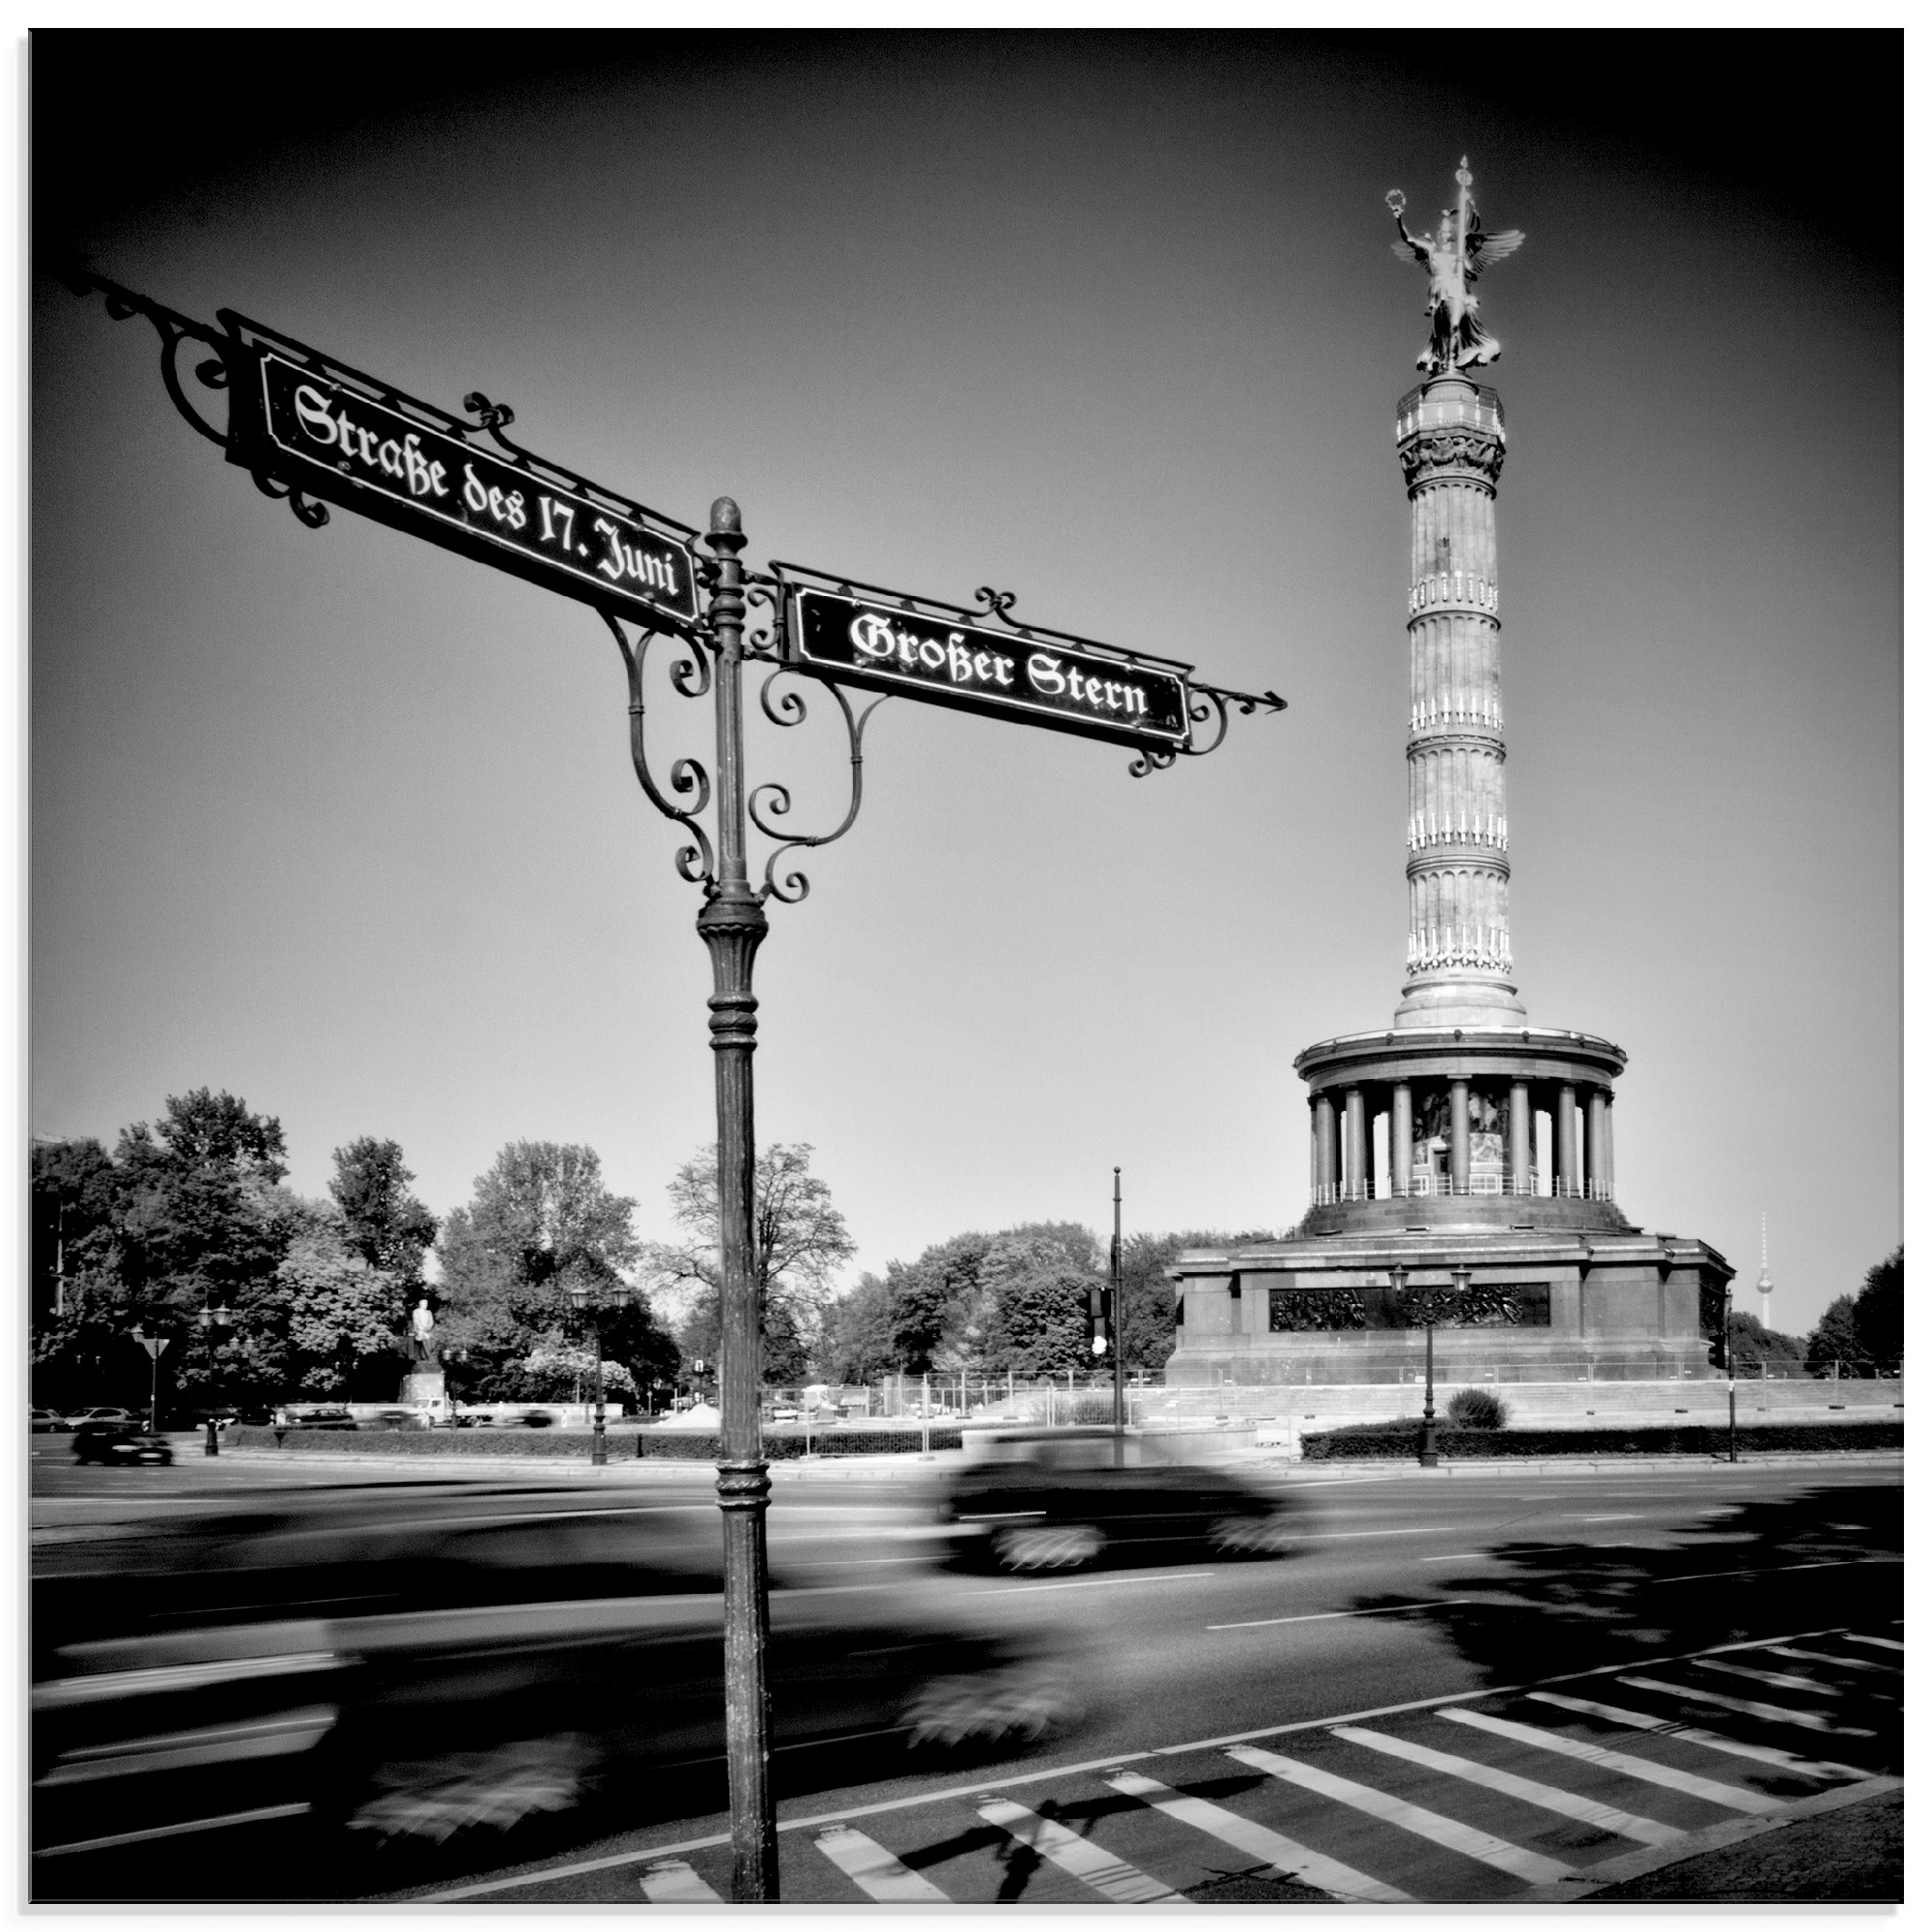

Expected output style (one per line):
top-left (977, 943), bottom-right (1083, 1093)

top-left (1388, 158), bottom-right (1524, 375)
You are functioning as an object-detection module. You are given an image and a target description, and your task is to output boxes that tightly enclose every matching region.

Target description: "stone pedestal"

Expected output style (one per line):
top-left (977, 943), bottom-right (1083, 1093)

top-left (399, 1369), bottom-right (446, 1410)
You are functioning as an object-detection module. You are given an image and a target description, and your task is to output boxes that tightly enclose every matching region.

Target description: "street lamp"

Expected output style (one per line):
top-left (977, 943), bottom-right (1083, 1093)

top-left (128, 1326), bottom-right (171, 1435)
top-left (197, 1301), bottom-right (233, 1455)
top-left (1387, 1264), bottom-right (1468, 1469)
top-left (568, 1279), bottom-right (632, 1467)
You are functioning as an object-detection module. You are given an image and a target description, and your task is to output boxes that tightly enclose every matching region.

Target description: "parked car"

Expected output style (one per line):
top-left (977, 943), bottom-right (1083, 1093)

top-left (31, 1479), bottom-right (1087, 1888)
top-left (280, 1406), bottom-right (357, 1430)
top-left (30, 1408), bottom-right (68, 1434)
top-left (937, 1425), bottom-right (1314, 1574)
top-left (64, 1406), bottom-right (136, 1431)
top-left (71, 1421), bottom-right (173, 1467)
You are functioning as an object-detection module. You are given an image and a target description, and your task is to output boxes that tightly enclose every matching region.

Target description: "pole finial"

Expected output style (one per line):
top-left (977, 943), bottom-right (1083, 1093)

top-left (708, 496), bottom-right (741, 536)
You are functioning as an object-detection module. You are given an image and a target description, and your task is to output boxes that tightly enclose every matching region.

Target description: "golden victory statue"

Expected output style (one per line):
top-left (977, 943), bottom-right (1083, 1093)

top-left (1388, 158), bottom-right (1524, 375)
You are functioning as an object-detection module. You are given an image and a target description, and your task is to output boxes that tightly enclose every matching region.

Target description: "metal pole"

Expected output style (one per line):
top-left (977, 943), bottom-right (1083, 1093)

top-left (591, 1312), bottom-right (608, 1467)
top-left (696, 497), bottom-right (778, 1902)
top-left (1420, 1321), bottom-right (1438, 1468)
top-left (921, 1371), bottom-right (931, 1460)
top-left (149, 1350), bottom-right (159, 1436)
top-left (1111, 1166), bottom-right (1124, 1466)
top-left (1725, 1278), bottom-right (1737, 1463)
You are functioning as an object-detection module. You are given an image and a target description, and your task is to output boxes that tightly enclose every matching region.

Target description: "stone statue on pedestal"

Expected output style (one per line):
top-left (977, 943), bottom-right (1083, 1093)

top-left (409, 1297), bottom-right (438, 1365)
top-left (1388, 158), bottom-right (1523, 376)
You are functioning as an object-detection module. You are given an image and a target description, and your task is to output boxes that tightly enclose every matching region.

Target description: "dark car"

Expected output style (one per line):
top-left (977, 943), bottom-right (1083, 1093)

top-left (282, 1406), bottom-right (358, 1430)
top-left (31, 1479), bottom-right (1086, 1889)
top-left (938, 1426), bottom-right (1312, 1573)
top-left (71, 1421), bottom-right (173, 1466)
top-left (357, 1408), bottom-right (429, 1431)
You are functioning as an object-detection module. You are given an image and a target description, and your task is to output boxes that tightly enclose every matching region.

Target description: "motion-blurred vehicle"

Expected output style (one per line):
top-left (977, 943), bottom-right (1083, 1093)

top-left (32, 1479), bottom-right (1083, 1883)
top-left (71, 1421), bottom-right (173, 1466)
top-left (281, 1406), bottom-right (357, 1430)
top-left (358, 1408), bottom-right (430, 1431)
top-left (939, 1425), bottom-right (1312, 1574)
top-left (64, 1405), bottom-right (136, 1430)
top-left (30, 1407), bottom-right (68, 1433)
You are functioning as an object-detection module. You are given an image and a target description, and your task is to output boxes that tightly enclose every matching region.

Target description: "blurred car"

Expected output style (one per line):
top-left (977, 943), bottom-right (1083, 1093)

top-left (938, 1425), bottom-right (1313, 1574)
top-left (281, 1406), bottom-right (357, 1430)
top-left (31, 1480), bottom-right (1085, 1883)
top-left (30, 1407), bottom-right (68, 1433)
top-left (64, 1406), bottom-right (136, 1430)
top-left (358, 1408), bottom-right (430, 1432)
top-left (71, 1421), bottom-right (173, 1466)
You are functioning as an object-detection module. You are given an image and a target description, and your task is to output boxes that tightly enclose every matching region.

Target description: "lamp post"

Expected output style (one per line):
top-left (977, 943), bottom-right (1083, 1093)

top-left (197, 1301), bottom-right (233, 1455)
top-left (1387, 1264), bottom-right (1467, 1468)
top-left (1722, 1270), bottom-right (1737, 1464)
top-left (568, 1279), bottom-right (631, 1467)
top-left (1110, 1167), bottom-right (1125, 1466)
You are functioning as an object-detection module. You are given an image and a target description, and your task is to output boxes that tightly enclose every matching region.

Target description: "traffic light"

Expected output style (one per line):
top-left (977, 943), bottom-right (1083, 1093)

top-left (1088, 1283), bottom-right (1112, 1356)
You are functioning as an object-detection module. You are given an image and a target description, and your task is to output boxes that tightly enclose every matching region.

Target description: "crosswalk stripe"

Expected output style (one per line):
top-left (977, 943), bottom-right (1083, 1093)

top-left (977, 1799), bottom-right (1186, 1903)
top-left (813, 1825), bottom-right (951, 1902)
top-left (1227, 1744), bottom-right (1575, 1884)
top-left (1328, 1724), bottom-right (1684, 1847)
top-left (1105, 1770), bottom-right (1411, 1903)
top-left (1763, 1645), bottom-right (1897, 1678)
top-left (639, 1859), bottom-right (723, 1903)
top-left (1616, 1675), bottom-right (1874, 1738)
top-left (1437, 1709), bottom-right (1784, 1814)
top-left (1694, 1658), bottom-right (1843, 1696)
top-left (1526, 1691), bottom-right (1867, 1780)
top-left (1842, 1634), bottom-right (1904, 1654)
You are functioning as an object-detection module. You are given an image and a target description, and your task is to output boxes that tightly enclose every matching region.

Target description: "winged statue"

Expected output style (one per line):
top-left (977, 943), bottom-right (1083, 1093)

top-left (1386, 160), bottom-right (1524, 376)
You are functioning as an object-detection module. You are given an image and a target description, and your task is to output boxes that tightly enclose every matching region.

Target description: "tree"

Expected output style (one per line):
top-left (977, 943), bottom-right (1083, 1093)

top-left (1854, 1246), bottom-right (1902, 1371)
top-left (30, 1137), bottom-right (120, 1320)
top-left (1722, 1309), bottom-right (1807, 1376)
top-left (644, 1144), bottom-right (856, 1380)
top-left (435, 1141), bottom-right (661, 1400)
top-left (277, 1199), bottom-right (412, 1399)
top-left (815, 1271), bottom-right (900, 1383)
top-left (1804, 1295), bottom-right (1865, 1377)
top-left (329, 1137), bottom-right (438, 1285)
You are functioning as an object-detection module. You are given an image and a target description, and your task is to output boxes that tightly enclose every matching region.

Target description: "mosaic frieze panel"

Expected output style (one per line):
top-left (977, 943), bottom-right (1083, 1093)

top-left (1267, 1282), bottom-right (1550, 1332)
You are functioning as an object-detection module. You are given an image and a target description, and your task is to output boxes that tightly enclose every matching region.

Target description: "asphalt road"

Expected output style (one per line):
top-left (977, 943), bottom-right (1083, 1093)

top-left (30, 1446), bottom-right (1902, 1904)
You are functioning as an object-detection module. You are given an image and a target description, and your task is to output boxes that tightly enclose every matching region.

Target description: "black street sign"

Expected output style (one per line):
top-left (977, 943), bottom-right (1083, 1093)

top-left (227, 347), bottom-right (700, 632)
top-left (785, 585), bottom-right (1191, 752)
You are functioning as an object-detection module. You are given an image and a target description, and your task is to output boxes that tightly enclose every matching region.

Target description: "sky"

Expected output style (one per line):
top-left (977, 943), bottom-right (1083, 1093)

top-left (28, 30), bottom-right (1902, 1343)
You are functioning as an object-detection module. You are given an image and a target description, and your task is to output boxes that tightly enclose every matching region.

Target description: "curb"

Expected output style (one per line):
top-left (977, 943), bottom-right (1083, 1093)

top-left (1254, 1451), bottom-right (1905, 1476)
top-left (1512, 1775), bottom-right (1903, 1904)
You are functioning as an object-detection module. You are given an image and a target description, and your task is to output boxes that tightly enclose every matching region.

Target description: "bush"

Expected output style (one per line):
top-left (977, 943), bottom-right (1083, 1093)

top-left (1445, 1387), bottom-right (1509, 1430)
top-left (226, 1424), bottom-right (966, 1460)
top-left (1299, 1421), bottom-right (1902, 1462)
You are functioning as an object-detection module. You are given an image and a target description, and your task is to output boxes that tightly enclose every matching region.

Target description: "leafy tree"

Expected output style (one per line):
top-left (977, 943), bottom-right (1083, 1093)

top-left (1804, 1295), bottom-right (1865, 1377)
top-left (815, 1271), bottom-right (899, 1383)
top-left (436, 1141), bottom-right (668, 1401)
top-left (1721, 1309), bottom-right (1807, 1376)
top-left (644, 1144), bottom-right (856, 1380)
top-left (329, 1136), bottom-right (438, 1286)
top-left (1854, 1246), bottom-right (1902, 1371)
top-left (30, 1137), bottom-right (120, 1320)
top-left (278, 1199), bottom-right (410, 1398)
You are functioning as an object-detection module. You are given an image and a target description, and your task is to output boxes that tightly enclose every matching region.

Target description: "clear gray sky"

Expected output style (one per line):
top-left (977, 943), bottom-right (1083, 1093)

top-left (30, 32), bottom-right (1901, 1339)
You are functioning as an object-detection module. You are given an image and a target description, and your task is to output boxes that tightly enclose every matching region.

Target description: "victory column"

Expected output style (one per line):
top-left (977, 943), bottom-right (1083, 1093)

top-left (1168, 162), bottom-right (1732, 1389)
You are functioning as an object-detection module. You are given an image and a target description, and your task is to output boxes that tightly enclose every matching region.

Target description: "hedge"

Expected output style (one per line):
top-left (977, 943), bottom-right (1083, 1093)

top-left (227, 1424), bottom-right (965, 1460)
top-left (1299, 1421), bottom-right (1904, 1461)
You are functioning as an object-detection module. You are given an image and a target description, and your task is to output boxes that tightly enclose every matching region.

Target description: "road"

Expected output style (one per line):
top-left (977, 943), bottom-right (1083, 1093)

top-left (30, 1445), bottom-right (1902, 1903)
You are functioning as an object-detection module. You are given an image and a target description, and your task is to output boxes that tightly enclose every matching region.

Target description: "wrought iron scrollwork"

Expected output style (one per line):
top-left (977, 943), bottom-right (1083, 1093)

top-left (1130, 678), bottom-right (1287, 779)
top-left (972, 585), bottom-right (1018, 622)
top-left (747, 668), bottom-right (890, 904)
top-left (605, 611), bottom-right (719, 890)
top-left (78, 268), bottom-right (235, 453)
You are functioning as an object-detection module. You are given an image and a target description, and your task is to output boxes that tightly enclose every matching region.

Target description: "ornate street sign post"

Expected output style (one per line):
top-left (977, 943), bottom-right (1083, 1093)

top-left (64, 262), bottom-right (1284, 1900)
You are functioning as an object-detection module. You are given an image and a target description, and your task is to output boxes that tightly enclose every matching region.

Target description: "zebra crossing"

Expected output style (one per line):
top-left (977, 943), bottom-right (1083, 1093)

top-left (631, 1625), bottom-right (1900, 1904)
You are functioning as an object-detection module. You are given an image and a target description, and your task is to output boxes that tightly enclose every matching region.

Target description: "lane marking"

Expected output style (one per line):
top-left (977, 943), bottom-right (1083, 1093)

top-left (1614, 1676), bottom-right (1873, 1738)
top-left (1418, 1553), bottom-right (1486, 1564)
top-left (1228, 1744), bottom-right (1575, 1884)
top-left (1843, 1634), bottom-right (1904, 1653)
top-left (1763, 1644), bottom-right (1897, 1677)
top-left (813, 1825), bottom-right (951, 1902)
top-left (639, 1859), bottom-right (722, 1903)
top-left (980, 1570), bottom-right (1214, 1598)
top-left (1525, 1692), bottom-right (1867, 1780)
top-left (1329, 1724), bottom-right (1684, 1847)
top-left (416, 1621), bottom-right (1869, 1899)
top-left (1438, 1709), bottom-right (1784, 1813)
top-left (1105, 1769), bottom-right (1410, 1903)
top-left (34, 1803), bottom-right (311, 1857)
top-left (1208, 1599), bottom-right (1469, 1632)
top-left (1693, 1658), bottom-right (1845, 1697)
top-left (1657, 1556), bottom-right (1901, 1585)
top-left (977, 1798), bottom-right (1186, 1903)
top-left (1564, 1514), bottom-right (1643, 1521)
